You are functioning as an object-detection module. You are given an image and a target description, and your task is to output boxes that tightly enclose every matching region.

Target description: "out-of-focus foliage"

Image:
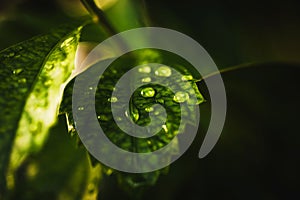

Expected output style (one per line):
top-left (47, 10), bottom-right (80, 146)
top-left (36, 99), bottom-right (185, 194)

top-left (0, 19), bottom-right (89, 197)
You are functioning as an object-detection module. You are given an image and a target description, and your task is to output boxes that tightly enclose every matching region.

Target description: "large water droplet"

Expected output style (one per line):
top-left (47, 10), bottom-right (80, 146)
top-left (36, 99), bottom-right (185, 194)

top-left (138, 66), bottom-right (151, 73)
top-left (18, 78), bottom-right (27, 84)
top-left (108, 96), bottom-right (118, 103)
top-left (141, 77), bottom-right (151, 83)
top-left (155, 66), bottom-right (172, 77)
top-left (13, 68), bottom-right (23, 75)
top-left (181, 75), bottom-right (193, 81)
top-left (77, 106), bottom-right (84, 111)
top-left (145, 107), bottom-right (154, 112)
top-left (173, 91), bottom-right (189, 103)
top-left (141, 87), bottom-right (155, 97)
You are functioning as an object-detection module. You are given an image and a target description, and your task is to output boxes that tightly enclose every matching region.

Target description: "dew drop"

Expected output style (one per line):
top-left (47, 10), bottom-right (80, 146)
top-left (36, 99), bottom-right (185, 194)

top-left (13, 68), bottom-right (23, 75)
top-left (18, 78), bottom-right (27, 84)
top-left (181, 75), bottom-right (193, 81)
top-left (108, 96), bottom-right (118, 103)
top-left (138, 65), bottom-right (151, 73)
top-left (77, 106), bottom-right (84, 111)
top-left (45, 64), bottom-right (54, 70)
top-left (154, 111), bottom-right (160, 115)
top-left (44, 80), bottom-right (52, 86)
top-left (145, 107), bottom-right (154, 112)
top-left (132, 112), bottom-right (139, 122)
top-left (155, 66), bottom-right (172, 77)
top-left (141, 77), bottom-right (151, 83)
top-left (173, 91), bottom-right (189, 103)
top-left (162, 124), bottom-right (168, 133)
top-left (29, 124), bottom-right (38, 132)
top-left (141, 87), bottom-right (155, 98)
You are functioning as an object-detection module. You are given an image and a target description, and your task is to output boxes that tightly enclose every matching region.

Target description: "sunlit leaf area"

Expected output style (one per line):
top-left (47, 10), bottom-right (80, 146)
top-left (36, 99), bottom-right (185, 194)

top-left (0, 0), bottom-right (300, 199)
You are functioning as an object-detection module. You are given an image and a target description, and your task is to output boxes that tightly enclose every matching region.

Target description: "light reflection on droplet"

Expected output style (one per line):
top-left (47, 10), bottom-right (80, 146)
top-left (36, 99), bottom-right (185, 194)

top-left (145, 107), bottom-right (154, 112)
top-left (141, 87), bottom-right (155, 98)
top-left (181, 75), bottom-right (193, 81)
top-left (155, 66), bottom-right (172, 77)
top-left (162, 124), bottom-right (168, 133)
top-left (141, 77), bottom-right (151, 83)
top-left (13, 68), bottom-right (23, 75)
top-left (78, 106), bottom-right (84, 111)
top-left (44, 80), bottom-right (52, 86)
top-left (18, 78), bottom-right (27, 84)
top-left (108, 96), bottom-right (118, 103)
top-left (173, 91), bottom-right (189, 103)
top-left (138, 65), bottom-right (151, 73)
top-left (132, 112), bottom-right (139, 121)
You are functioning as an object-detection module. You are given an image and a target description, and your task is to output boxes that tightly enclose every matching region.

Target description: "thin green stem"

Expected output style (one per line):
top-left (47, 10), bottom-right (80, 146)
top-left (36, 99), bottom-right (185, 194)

top-left (199, 61), bottom-right (300, 82)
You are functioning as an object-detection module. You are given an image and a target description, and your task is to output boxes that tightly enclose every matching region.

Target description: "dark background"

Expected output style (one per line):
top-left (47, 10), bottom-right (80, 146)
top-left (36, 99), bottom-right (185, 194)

top-left (1, 0), bottom-right (299, 199)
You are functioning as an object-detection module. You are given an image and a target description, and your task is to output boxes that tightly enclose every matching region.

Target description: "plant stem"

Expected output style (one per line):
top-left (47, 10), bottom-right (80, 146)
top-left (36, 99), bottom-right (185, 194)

top-left (199, 61), bottom-right (300, 82)
top-left (80, 0), bottom-right (117, 36)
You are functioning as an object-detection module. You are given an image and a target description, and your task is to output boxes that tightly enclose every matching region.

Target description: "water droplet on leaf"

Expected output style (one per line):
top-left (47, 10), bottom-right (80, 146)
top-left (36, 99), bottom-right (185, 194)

top-left (181, 75), bottom-right (193, 81)
top-left (162, 124), bottom-right (168, 132)
top-left (13, 68), bottom-right (23, 75)
top-left (44, 80), bottom-right (52, 86)
top-left (45, 64), bottom-right (54, 70)
top-left (108, 96), bottom-right (118, 103)
top-left (141, 87), bottom-right (155, 97)
top-left (132, 111), bottom-right (139, 122)
top-left (18, 78), bottom-right (27, 84)
top-left (138, 65), bottom-right (151, 73)
top-left (78, 106), bottom-right (84, 111)
top-left (173, 91), bottom-right (189, 103)
top-left (155, 66), bottom-right (172, 77)
top-left (145, 107), bottom-right (154, 112)
top-left (141, 77), bottom-right (151, 83)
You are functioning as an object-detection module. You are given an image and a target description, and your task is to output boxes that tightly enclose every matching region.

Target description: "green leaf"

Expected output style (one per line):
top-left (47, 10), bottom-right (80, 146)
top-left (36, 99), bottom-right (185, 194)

top-left (0, 19), bottom-right (88, 195)
top-left (60, 48), bottom-right (205, 192)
